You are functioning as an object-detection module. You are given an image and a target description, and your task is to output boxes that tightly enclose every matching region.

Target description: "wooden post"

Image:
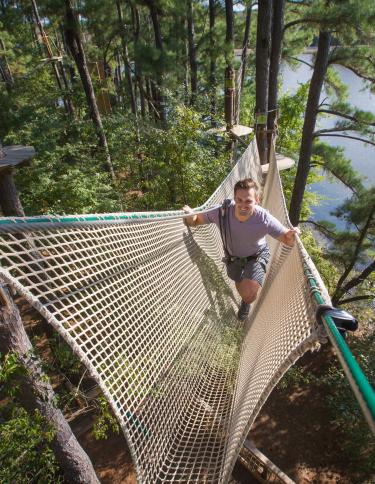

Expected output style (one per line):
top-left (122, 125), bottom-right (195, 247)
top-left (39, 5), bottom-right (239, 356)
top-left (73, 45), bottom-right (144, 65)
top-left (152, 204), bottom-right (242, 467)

top-left (0, 279), bottom-right (100, 483)
top-left (0, 145), bottom-right (35, 217)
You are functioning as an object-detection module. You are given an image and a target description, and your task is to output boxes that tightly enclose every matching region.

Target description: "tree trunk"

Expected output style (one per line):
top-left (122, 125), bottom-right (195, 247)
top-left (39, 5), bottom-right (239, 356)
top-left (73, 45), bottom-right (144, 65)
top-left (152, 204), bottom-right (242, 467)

top-left (289, 31), bottom-right (331, 225)
top-left (267, 0), bottom-right (285, 152)
top-left (255, 0), bottom-right (273, 165)
top-left (237, 3), bottom-right (253, 123)
top-left (209, 0), bottom-right (217, 125)
top-left (225, 0), bottom-right (234, 67)
top-left (0, 38), bottom-right (13, 93)
top-left (0, 280), bottom-right (100, 484)
top-left (64, 0), bottom-right (116, 183)
top-left (144, 0), bottom-right (166, 123)
top-left (116, 0), bottom-right (137, 115)
top-left (129, 2), bottom-right (146, 117)
top-left (31, 0), bottom-right (74, 115)
top-left (186, 0), bottom-right (197, 106)
top-left (0, 168), bottom-right (25, 217)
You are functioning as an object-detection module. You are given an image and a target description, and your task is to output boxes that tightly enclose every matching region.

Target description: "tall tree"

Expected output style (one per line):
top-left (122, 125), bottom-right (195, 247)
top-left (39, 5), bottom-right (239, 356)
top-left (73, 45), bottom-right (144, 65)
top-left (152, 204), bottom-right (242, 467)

top-left (289, 30), bottom-right (331, 225)
top-left (209, 0), bottom-right (217, 124)
top-left (267, 0), bottom-right (285, 152)
top-left (63, 0), bottom-right (116, 182)
top-left (224, 0), bottom-right (234, 128)
top-left (116, 0), bottom-right (137, 115)
top-left (288, 0), bottom-right (375, 225)
top-left (31, 0), bottom-right (74, 116)
top-left (186, 0), bottom-right (197, 105)
top-left (255, 0), bottom-right (273, 164)
top-left (144, 0), bottom-right (166, 122)
top-left (236, 2), bottom-right (253, 123)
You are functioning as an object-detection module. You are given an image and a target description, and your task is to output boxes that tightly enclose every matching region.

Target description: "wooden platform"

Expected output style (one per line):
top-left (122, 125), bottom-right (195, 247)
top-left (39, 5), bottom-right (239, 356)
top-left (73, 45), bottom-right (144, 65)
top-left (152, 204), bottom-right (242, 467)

top-left (261, 154), bottom-right (295, 174)
top-left (207, 124), bottom-right (253, 137)
top-left (0, 145), bottom-right (35, 173)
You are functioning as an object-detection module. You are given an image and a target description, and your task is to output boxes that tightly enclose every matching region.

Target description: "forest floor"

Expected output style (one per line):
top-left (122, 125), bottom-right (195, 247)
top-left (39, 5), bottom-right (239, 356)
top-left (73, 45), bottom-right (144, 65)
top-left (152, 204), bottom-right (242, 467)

top-left (19, 299), bottom-right (372, 484)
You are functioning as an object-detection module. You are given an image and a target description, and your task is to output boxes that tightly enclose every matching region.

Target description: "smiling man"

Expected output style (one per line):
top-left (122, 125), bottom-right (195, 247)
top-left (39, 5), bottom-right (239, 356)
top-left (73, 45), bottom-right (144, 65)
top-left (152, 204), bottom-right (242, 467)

top-left (183, 178), bottom-right (300, 320)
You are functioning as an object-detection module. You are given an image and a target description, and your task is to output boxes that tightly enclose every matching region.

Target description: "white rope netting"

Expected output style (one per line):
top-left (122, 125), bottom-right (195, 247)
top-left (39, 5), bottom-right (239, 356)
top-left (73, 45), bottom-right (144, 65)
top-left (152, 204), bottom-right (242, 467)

top-left (0, 140), bottom-right (329, 483)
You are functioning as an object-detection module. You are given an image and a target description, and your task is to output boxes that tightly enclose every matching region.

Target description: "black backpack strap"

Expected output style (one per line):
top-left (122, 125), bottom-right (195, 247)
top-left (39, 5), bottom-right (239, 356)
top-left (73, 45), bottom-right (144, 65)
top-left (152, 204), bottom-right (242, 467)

top-left (218, 199), bottom-right (232, 258)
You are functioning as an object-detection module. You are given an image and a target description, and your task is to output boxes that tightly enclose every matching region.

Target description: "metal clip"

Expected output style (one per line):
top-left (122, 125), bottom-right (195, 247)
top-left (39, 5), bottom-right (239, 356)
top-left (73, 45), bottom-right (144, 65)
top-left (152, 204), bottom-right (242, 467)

top-left (316, 304), bottom-right (358, 337)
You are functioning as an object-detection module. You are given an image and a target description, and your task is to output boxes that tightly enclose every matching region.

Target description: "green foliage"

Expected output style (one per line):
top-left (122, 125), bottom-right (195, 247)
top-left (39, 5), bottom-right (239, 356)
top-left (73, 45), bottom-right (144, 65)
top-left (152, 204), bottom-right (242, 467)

top-left (277, 83), bottom-right (309, 158)
top-left (0, 407), bottom-right (62, 484)
top-left (300, 229), bottom-right (338, 295)
top-left (49, 335), bottom-right (82, 378)
top-left (277, 365), bottom-right (316, 391)
top-left (320, 329), bottom-right (375, 472)
top-left (0, 352), bottom-right (62, 483)
top-left (92, 396), bottom-right (119, 440)
top-left (0, 351), bottom-right (27, 398)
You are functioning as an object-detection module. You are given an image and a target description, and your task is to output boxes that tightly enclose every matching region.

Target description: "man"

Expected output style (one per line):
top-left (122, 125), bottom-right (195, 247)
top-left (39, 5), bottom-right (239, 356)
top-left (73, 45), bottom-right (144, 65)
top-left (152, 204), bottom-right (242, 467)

top-left (183, 178), bottom-right (300, 320)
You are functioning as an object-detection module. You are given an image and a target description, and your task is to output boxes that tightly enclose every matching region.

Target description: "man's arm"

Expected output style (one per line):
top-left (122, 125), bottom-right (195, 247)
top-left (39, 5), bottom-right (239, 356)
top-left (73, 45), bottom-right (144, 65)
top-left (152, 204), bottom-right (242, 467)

top-left (277, 227), bottom-right (300, 247)
top-left (182, 205), bottom-right (206, 227)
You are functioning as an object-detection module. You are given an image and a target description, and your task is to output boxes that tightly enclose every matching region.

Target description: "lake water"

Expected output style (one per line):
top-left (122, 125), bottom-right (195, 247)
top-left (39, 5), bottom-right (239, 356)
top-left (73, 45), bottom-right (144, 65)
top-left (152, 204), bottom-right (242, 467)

top-left (280, 54), bottom-right (375, 226)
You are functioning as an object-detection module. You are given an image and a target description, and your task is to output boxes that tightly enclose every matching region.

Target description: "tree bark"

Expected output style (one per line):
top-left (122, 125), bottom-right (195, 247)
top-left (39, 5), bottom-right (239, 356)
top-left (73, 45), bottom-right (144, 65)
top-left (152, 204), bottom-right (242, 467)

top-left (129, 1), bottom-right (146, 117)
top-left (289, 31), bottom-right (331, 225)
top-left (267, 0), bottom-right (285, 152)
top-left (186, 0), bottom-right (197, 105)
top-left (225, 0), bottom-right (234, 67)
top-left (0, 168), bottom-right (25, 217)
top-left (0, 280), bottom-right (100, 484)
top-left (255, 0), bottom-right (273, 165)
top-left (209, 0), bottom-right (217, 125)
top-left (64, 0), bottom-right (116, 182)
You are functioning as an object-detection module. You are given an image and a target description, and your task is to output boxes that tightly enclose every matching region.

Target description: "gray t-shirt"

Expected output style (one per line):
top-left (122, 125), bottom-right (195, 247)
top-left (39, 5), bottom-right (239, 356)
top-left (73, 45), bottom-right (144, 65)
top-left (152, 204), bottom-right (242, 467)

top-left (202, 201), bottom-right (285, 257)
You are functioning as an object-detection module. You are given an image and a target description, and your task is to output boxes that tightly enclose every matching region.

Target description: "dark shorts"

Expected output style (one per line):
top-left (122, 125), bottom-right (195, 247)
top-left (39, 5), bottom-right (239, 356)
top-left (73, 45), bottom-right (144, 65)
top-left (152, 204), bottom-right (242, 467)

top-left (226, 246), bottom-right (270, 286)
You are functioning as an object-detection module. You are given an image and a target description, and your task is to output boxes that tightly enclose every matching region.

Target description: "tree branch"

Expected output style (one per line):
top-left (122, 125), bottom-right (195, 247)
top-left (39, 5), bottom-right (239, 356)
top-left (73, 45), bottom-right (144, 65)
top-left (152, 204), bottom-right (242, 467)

top-left (340, 260), bottom-right (375, 295)
top-left (310, 160), bottom-right (358, 194)
top-left (283, 17), bottom-right (320, 32)
top-left (336, 294), bottom-right (374, 305)
top-left (300, 219), bottom-right (336, 237)
top-left (285, 55), bottom-right (313, 69)
top-left (317, 109), bottom-right (375, 126)
top-left (332, 207), bottom-right (375, 303)
top-left (329, 63), bottom-right (375, 84)
top-left (314, 126), bottom-right (363, 136)
top-left (316, 133), bottom-right (375, 147)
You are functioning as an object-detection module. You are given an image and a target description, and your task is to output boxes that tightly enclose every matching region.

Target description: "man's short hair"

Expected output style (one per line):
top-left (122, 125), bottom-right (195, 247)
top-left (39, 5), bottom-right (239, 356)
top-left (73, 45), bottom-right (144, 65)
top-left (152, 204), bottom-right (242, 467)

top-left (234, 178), bottom-right (260, 196)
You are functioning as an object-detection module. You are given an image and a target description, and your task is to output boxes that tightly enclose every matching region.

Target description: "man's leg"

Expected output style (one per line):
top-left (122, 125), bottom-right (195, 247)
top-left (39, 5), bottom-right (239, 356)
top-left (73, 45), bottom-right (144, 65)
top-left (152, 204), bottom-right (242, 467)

top-left (235, 279), bottom-right (261, 320)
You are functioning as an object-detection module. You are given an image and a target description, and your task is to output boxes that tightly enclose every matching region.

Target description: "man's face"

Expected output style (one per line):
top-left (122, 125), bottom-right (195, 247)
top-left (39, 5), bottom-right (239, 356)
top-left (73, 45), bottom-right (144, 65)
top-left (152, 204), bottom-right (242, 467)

top-left (234, 188), bottom-right (259, 218)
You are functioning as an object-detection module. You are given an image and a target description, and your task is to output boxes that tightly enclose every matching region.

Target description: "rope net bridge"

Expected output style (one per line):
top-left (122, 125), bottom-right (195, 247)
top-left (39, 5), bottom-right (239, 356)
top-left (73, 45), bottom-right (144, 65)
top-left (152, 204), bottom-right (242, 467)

top-left (0, 141), bottom-right (358, 483)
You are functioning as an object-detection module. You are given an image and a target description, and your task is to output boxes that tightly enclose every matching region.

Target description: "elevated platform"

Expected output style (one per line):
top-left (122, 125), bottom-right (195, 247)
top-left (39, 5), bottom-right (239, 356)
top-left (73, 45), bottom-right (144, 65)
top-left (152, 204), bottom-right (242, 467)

top-left (261, 154), bottom-right (295, 174)
top-left (207, 124), bottom-right (253, 137)
top-left (0, 145), bottom-right (35, 173)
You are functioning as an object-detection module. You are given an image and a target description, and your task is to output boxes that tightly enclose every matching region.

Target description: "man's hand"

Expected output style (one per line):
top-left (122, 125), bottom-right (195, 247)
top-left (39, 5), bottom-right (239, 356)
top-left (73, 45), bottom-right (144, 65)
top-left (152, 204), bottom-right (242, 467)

top-left (278, 227), bottom-right (300, 247)
top-left (183, 205), bottom-right (197, 227)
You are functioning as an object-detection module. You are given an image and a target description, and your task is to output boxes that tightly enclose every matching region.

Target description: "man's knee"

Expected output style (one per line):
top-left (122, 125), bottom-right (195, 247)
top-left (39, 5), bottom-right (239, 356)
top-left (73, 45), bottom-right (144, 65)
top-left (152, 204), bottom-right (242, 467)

top-left (236, 280), bottom-right (260, 303)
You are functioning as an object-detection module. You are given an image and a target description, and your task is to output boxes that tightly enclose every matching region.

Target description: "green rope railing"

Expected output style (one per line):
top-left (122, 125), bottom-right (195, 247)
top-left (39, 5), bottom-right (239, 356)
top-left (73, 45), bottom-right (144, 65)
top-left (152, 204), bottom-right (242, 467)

top-left (305, 265), bottom-right (375, 435)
